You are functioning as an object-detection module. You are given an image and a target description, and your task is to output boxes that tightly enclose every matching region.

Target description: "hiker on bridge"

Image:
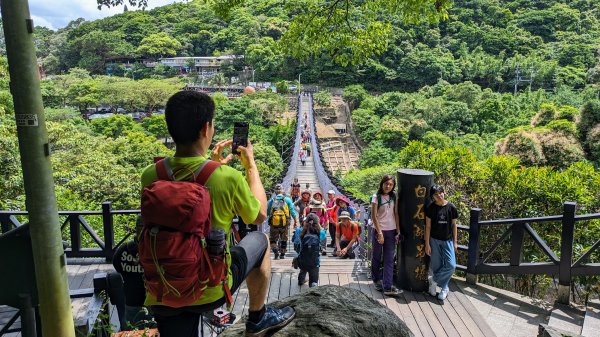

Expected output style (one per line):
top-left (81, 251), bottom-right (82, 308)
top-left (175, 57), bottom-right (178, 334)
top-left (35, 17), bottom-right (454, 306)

top-left (425, 184), bottom-right (458, 301)
top-left (290, 177), bottom-right (301, 202)
top-left (334, 211), bottom-right (360, 260)
top-left (299, 148), bottom-right (307, 166)
top-left (371, 174), bottom-right (402, 297)
top-left (294, 189), bottom-right (312, 224)
top-left (304, 196), bottom-right (329, 256)
top-left (139, 91), bottom-right (295, 337)
top-left (335, 195), bottom-right (356, 226)
top-left (268, 184), bottom-right (299, 259)
top-left (325, 190), bottom-right (338, 248)
top-left (293, 213), bottom-right (325, 288)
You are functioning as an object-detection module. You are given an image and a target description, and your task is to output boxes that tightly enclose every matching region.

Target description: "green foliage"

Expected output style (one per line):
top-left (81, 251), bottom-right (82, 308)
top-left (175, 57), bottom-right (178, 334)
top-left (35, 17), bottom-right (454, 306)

top-left (537, 130), bottom-right (586, 169)
top-left (18, 0), bottom-right (594, 98)
top-left (422, 130), bottom-right (452, 149)
top-left (141, 115), bottom-right (169, 140)
top-left (68, 30), bottom-right (135, 74)
top-left (247, 92), bottom-right (288, 123)
top-left (577, 100), bottom-right (600, 143)
top-left (90, 114), bottom-right (144, 138)
top-left (359, 140), bottom-right (396, 169)
top-left (344, 140), bottom-right (600, 224)
top-left (546, 119), bottom-right (577, 138)
top-left (275, 81), bottom-right (289, 94)
top-left (251, 141), bottom-right (285, 188)
top-left (531, 103), bottom-right (558, 127)
top-left (136, 32), bottom-right (182, 58)
top-left (496, 125), bottom-right (585, 169)
top-left (377, 116), bottom-right (409, 149)
top-left (351, 108), bottom-right (380, 143)
top-left (557, 105), bottom-right (578, 121)
top-left (340, 164), bottom-right (397, 202)
top-left (587, 125), bottom-right (600, 164)
top-left (313, 91), bottom-right (332, 107)
top-left (343, 85), bottom-right (369, 109)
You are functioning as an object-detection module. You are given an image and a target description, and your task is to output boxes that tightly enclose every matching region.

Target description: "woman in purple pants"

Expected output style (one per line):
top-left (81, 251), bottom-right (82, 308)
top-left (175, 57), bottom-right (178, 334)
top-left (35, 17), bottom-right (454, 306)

top-left (370, 175), bottom-right (402, 296)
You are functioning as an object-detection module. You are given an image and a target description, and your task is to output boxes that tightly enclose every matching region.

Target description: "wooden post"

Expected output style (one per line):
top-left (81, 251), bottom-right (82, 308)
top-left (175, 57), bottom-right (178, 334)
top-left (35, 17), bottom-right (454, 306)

top-left (557, 201), bottom-right (576, 304)
top-left (19, 294), bottom-right (37, 337)
top-left (510, 223), bottom-right (525, 266)
top-left (0, 1), bottom-right (75, 335)
top-left (102, 202), bottom-right (115, 262)
top-left (466, 208), bottom-right (481, 285)
top-left (69, 214), bottom-right (81, 255)
top-left (0, 214), bottom-right (11, 234)
top-left (397, 169), bottom-right (434, 292)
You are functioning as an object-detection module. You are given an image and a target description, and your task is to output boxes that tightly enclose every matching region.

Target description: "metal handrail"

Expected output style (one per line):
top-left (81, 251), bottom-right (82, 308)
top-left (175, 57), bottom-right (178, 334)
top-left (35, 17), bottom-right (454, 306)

top-left (466, 202), bottom-right (600, 304)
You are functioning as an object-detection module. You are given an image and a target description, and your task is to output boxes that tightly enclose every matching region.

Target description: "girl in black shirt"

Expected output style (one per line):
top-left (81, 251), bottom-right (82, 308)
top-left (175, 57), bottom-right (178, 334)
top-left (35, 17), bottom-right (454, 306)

top-left (424, 184), bottom-right (458, 301)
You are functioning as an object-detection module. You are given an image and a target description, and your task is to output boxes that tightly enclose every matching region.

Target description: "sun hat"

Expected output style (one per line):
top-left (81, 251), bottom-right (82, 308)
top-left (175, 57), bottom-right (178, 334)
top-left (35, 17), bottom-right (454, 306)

top-left (335, 195), bottom-right (351, 206)
top-left (327, 189), bottom-right (335, 195)
top-left (338, 211), bottom-right (352, 220)
top-left (309, 199), bottom-right (325, 209)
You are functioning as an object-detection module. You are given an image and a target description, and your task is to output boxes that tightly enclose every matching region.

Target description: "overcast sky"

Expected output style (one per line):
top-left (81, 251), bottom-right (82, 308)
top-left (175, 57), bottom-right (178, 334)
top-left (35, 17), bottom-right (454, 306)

top-left (28, 0), bottom-right (179, 30)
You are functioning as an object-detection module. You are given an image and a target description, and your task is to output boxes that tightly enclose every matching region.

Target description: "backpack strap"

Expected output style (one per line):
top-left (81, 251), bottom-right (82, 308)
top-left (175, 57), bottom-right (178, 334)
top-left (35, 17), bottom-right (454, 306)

top-left (155, 157), bottom-right (173, 181)
top-left (231, 224), bottom-right (241, 243)
top-left (193, 160), bottom-right (220, 185)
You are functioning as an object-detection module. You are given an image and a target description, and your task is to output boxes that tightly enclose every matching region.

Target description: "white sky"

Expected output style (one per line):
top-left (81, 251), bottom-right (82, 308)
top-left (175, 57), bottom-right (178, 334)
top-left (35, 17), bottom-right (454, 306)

top-left (28, 0), bottom-right (179, 30)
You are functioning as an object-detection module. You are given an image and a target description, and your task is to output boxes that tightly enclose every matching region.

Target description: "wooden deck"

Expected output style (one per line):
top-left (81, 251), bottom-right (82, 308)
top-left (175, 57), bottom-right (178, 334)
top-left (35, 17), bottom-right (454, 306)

top-left (265, 253), bottom-right (497, 337)
top-left (0, 262), bottom-right (115, 337)
top-left (1, 252), bottom-right (498, 337)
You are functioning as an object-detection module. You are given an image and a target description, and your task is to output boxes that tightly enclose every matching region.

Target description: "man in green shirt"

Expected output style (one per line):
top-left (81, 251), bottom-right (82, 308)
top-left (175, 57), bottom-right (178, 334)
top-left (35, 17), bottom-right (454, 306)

top-left (140, 91), bottom-right (295, 337)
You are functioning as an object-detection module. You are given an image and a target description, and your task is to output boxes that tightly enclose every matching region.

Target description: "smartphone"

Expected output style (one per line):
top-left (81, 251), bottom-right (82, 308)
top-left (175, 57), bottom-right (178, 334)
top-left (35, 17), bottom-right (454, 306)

top-left (232, 122), bottom-right (249, 155)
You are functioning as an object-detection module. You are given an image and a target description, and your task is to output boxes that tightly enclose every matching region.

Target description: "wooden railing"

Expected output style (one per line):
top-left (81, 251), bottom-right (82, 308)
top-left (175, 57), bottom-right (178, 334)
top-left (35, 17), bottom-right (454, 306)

top-left (2, 200), bottom-right (599, 304)
top-left (0, 202), bottom-right (138, 263)
top-left (465, 201), bottom-right (600, 304)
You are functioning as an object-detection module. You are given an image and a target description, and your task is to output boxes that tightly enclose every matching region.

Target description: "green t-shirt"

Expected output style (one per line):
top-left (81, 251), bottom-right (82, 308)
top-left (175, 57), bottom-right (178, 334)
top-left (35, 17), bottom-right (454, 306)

top-left (141, 155), bottom-right (261, 306)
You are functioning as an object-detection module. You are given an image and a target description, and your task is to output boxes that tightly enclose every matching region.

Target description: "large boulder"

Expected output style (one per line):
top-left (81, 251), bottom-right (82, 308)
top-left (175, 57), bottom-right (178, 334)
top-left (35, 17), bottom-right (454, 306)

top-left (221, 285), bottom-right (414, 337)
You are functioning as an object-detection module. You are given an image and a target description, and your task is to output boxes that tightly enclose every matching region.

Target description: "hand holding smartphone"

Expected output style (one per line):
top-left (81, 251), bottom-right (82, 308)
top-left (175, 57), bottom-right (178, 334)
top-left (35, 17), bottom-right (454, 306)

top-left (232, 122), bottom-right (249, 155)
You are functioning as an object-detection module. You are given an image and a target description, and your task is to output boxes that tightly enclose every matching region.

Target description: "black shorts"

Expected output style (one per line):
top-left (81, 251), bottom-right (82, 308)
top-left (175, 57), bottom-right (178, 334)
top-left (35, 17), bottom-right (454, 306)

top-left (152, 231), bottom-right (268, 316)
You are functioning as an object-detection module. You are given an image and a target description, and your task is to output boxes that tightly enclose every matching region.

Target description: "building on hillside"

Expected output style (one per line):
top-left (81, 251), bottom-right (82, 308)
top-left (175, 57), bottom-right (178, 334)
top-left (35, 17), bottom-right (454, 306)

top-left (157, 55), bottom-right (243, 76)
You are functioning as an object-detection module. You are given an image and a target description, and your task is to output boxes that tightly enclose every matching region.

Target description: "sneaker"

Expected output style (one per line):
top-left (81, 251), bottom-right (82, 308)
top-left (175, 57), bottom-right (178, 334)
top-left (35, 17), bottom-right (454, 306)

top-left (428, 276), bottom-right (437, 297)
top-left (438, 287), bottom-right (449, 300)
top-left (373, 281), bottom-right (383, 292)
top-left (279, 253), bottom-right (285, 259)
top-left (383, 286), bottom-right (402, 297)
top-left (245, 306), bottom-right (295, 337)
top-left (273, 252), bottom-right (279, 259)
top-left (309, 282), bottom-right (318, 288)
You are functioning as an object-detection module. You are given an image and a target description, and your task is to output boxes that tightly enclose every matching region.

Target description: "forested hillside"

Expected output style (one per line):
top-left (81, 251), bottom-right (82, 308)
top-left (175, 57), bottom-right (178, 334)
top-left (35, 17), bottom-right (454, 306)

top-left (0, 60), bottom-right (295, 214)
top-left (8, 0), bottom-right (597, 92)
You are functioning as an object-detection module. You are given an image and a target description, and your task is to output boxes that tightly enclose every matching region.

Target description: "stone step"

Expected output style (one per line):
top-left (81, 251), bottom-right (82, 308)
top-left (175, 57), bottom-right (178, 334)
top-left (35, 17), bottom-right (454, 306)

top-left (582, 300), bottom-right (600, 337)
top-left (547, 303), bottom-right (585, 335)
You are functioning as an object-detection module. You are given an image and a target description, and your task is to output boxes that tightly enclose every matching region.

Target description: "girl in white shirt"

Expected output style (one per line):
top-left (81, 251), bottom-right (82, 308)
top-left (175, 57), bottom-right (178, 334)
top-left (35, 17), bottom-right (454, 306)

top-left (370, 174), bottom-right (402, 296)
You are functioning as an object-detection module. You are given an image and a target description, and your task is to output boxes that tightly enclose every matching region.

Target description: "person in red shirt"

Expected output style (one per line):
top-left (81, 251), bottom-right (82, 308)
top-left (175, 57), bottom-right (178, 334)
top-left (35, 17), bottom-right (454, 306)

top-left (290, 177), bottom-right (301, 202)
top-left (335, 211), bottom-right (359, 259)
top-left (325, 190), bottom-right (338, 247)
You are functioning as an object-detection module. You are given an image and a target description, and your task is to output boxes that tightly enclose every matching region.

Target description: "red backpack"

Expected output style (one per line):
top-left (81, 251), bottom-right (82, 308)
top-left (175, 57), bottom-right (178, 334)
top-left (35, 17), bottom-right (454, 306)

top-left (139, 158), bottom-right (232, 308)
